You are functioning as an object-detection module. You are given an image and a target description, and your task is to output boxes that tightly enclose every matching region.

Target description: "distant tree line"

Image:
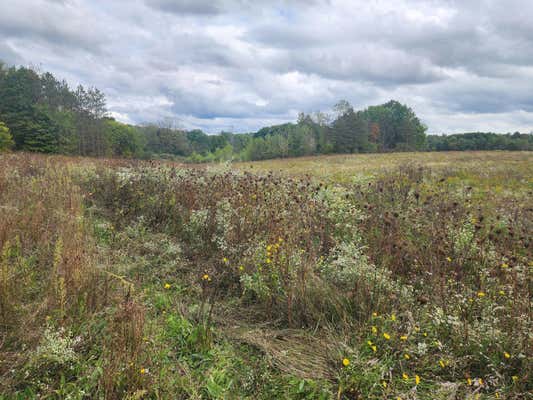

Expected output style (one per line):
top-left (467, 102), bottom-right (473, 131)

top-left (427, 132), bottom-right (532, 151)
top-left (0, 62), bottom-right (531, 157)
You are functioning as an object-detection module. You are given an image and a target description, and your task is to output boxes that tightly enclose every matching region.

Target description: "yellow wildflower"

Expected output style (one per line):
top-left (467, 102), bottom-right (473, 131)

top-left (501, 262), bottom-right (508, 269)
top-left (478, 378), bottom-right (483, 386)
top-left (402, 373), bottom-right (409, 380)
top-left (400, 335), bottom-right (408, 341)
top-left (140, 368), bottom-right (146, 374)
top-left (164, 283), bottom-right (171, 289)
top-left (446, 257), bottom-right (452, 262)
top-left (222, 257), bottom-right (229, 263)
top-left (342, 358), bottom-right (350, 367)
top-left (415, 375), bottom-right (420, 385)
top-left (239, 265), bottom-right (244, 271)
top-left (383, 332), bottom-right (391, 340)
top-left (372, 326), bottom-right (378, 334)
top-left (439, 360), bottom-right (445, 368)
top-left (202, 274), bottom-right (210, 281)
top-left (391, 314), bottom-right (396, 321)
top-left (278, 237), bottom-right (283, 243)
top-left (512, 375), bottom-right (518, 383)
top-left (266, 245), bottom-right (272, 251)
top-left (372, 311), bottom-right (378, 317)
top-left (477, 291), bottom-right (485, 298)
top-left (382, 381), bottom-right (387, 388)
top-left (266, 258), bottom-right (271, 264)
top-left (371, 345), bottom-right (377, 352)
top-left (504, 352), bottom-right (511, 359)
top-left (423, 332), bottom-right (428, 337)
top-left (404, 353), bottom-right (410, 360)
top-left (467, 378), bottom-right (472, 386)
top-left (367, 340), bottom-right (373, 346)
top-left (499, 290), bottom-right (505, 295)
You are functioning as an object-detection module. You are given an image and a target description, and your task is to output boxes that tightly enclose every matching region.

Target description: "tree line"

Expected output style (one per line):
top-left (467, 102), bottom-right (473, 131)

top-left (427, 132), bottom-right (532, 151)
top-left (0, 63), bottom-right (531, 158)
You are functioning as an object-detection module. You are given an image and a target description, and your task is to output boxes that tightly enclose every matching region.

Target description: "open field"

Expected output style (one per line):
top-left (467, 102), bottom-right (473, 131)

top-left (0, 151), bottom-right (531, 399)
top-left (236, 151), bottom-right (533, 187)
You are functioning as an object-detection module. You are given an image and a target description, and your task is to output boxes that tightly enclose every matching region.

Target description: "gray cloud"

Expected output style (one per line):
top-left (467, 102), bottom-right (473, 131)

top-left (146, 0), bottom-right (222, 15)
top-left (0, 0), bottom-right (532, 133)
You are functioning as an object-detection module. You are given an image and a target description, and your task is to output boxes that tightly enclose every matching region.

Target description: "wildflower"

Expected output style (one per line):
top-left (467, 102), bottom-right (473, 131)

top-left (372, 326), bottom-right (378, 334)
top-left (404, 353), bottom-right (410, 360)
top-left (478, 378), bottom-right (483, 386)
top-left (446, 257), bottom-right (452, 262)
top-left (267, 245), bottom-right (272, 251)
top-left (278, 237), bottom-right (283, 243)
top-left (512, 375), bottom-right (518, 383)
top-left (367, 340), bottom-right (373, 346)
top-left (402, 373), bottom-right (409, 380)
top-left (222, 257), bottom-right (229, 263)
top-left (477, 291), bottom-right (485, 298)
top-left (371, 345), bottom-right (377, 352)
top-left (423, 332), bottom-right (428, 337)
top-left (439, 360), bottom-right (446, 368)
top-left (391, 314), bottom-right (396, 321)
top-left (382, 381), bottom-right (387, 388)
top-left (499, 290), bottom-right (505, 296)
top-left (415, 375), bottom-right (420, 385)
top-left (501, 262), bottom-right (508, 269)
top-left (467, 378), bottom-right (472, 386)
top-left (140, 368), bottom-right (147, 374)
top-left (266, 258), bottom-right (271, 264)
top-left (164, 283), bottom-right (171, 289)
top-left (239, 265), bottom-right (244, 271)
top-left (504, 352), bottom-right (511, 359)
top-left (495, 392), bottom-right (500, 398)
top-left (383, 333), bottom-right (391, 340)
top-left (372, 311), bottom-right (378, 317)
top-left (202, 274), bottom-right (210, 281)
top-left (414, 326), bottom-right (420, 332)
top-left (342, 358), bottom-right (350, 367)
top-left (400, 335), bottom-right (408, 341)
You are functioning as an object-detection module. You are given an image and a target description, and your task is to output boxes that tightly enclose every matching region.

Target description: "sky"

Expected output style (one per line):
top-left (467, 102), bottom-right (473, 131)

top-left (1, 0), bottom-right (533, 134)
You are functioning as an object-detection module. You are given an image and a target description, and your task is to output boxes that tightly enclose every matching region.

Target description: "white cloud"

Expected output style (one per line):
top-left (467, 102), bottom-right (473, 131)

top-left (0, 0), bottom-right (532, 133)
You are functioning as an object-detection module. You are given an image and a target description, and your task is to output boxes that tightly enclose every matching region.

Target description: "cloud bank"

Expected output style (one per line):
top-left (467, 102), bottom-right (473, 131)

top-left (1, 0), bottom-right (532, 133)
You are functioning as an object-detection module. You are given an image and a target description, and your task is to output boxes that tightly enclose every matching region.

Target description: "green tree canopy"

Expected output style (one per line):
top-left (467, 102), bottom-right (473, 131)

top-left (0, 121), bottom-right (14, 151)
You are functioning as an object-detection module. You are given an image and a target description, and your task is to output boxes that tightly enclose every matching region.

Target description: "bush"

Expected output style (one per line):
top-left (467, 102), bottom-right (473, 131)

top-left (0, 121), bottom-right (14, 151)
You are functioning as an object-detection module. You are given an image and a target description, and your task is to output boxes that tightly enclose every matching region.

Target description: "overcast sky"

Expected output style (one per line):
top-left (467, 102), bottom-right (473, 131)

top-left (1, 0), bottom-right (532, 133)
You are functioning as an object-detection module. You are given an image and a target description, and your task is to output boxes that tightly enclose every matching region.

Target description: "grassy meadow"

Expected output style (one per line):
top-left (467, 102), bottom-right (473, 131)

top-left (0, 151), bottom-right (531, 399)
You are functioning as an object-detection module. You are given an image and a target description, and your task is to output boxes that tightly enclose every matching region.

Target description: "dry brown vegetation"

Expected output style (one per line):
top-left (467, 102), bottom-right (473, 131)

top-left (0, 151), bottom-right (531, 399)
